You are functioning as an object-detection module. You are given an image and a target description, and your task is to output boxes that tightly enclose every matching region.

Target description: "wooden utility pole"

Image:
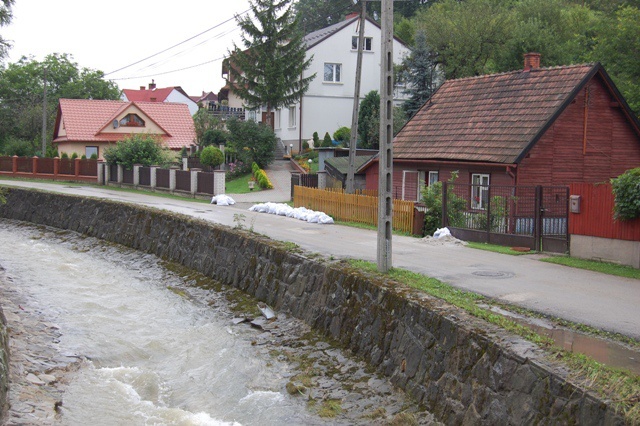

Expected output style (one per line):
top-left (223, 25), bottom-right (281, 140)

top-left (346, 0), bottom-right (367, 194)
top-left (377, 0), bottom-right (394, 272)
top-left (41, 68), bottom-right (48, 157)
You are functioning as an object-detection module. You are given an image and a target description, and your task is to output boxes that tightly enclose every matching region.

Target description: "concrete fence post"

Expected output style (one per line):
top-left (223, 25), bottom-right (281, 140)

top-left (104, 162), bottom-right (110, 184)
top-left (318, 171), bottom-right (327, 190)
top-left (97, 162), bottom-right (105, 185)
top-left (190, 169), bottom-right (201, 196)
top-left (213, 170), bottom-right (225, 196)
top-left (117, 165), bottom-right (123, 184)
top-left (182, 157), bottom-right (188, 170)
top-left (169, 167), bottom-right (177, 192)
top-left (133, 164), bottom-right (141, 187)
top-left (150, 166), bottom-right (158, 189)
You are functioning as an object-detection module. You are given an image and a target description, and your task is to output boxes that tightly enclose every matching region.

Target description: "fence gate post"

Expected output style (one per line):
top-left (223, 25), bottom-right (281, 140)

top-left (150, 166), bottom-right (158, 189)
top-left (169, 167), bottom-right (177, 192)
top-left (97, 162), bottom-right (105, 185)
top-left (117, 165), bottom-right (123, 184)
top-left (291, 173), bottom-right (301, 200)
top-left (486, 184), bottom-right (492, 242)
top-left (190, 169), bottom-right (200, 196)
top-left (318, 171), bottom-right (327, 190)
top-left (442, 181), bottom-right (449, 228)
top-left (133, 164), bottom-right (141, 187)
top-left (534, 185), bottom-right (543, 252)
top-left (213, 170), bottom-right (225, 195)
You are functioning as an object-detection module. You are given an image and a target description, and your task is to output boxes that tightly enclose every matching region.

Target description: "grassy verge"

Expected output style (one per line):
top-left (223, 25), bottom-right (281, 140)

top-left (540, 256), bottom-right (640, 280)
top-left (466, 241), bottom-right (538, 255)
top-left (225, 172), bottom-right (261, 194)
top-left (348, 259), bottom-right (640, 422)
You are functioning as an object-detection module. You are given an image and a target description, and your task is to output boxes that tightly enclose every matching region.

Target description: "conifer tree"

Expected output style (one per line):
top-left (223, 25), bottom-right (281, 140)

top-left (228, 0), bottom-right (314, 127)
top-left (401, 30), bottom-right (441, 119)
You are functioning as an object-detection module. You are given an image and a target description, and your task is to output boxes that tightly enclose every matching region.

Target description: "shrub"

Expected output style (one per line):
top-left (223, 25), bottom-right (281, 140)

top-left (333, 126), bottom-right (351, 146)
top-left (226, 118), bottom-right (275, 168)
top-left (312, 132), bottom-right (320, 148)
top-left (89, 153), bottom-right (98, 160)
top-left (302, 140), bottom-right (310, 151)
top-left (61, 152), bottom-right (69, 159)
top-left (71, 152), bottom-right (78, 160)
top-left (200, 146), bottom-right (224, 169)
top-left (0, 137), bottom-right (36, 157)
top-left (422, 171), bottom-right (467, 236)
top-left (202, 128), bottom-right (229, 147)
top-left (103, 134), bottom-right (169, 169)
top-left (81, 154), bottom-right (87, 160)
top-left (612, 167), bottom-right (640, 220)
top-left (322, 132), bottom-right (333, 147)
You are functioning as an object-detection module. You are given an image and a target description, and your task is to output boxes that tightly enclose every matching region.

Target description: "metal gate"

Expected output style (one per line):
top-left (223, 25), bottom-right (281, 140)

top-left (442, 184), bottom-right (569, 253)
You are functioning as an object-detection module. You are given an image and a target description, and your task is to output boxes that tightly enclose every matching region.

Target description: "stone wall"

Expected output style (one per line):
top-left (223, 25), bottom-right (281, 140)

top-left (0, 188), bottom-right (624, 425)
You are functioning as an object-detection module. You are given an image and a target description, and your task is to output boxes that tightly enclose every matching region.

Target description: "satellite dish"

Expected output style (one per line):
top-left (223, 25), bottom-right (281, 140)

top-left (113, 119), bottom-right (119, 129)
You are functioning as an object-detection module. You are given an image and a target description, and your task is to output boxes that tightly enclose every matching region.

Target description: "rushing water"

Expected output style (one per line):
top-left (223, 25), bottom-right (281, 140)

top-left (0, 220), bottom-right (344, 425)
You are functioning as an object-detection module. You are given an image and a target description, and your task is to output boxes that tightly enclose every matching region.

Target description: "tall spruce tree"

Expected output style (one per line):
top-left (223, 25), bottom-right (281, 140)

top-left (228, 0), bottom-right (314, 128)
top-left (401, 30), bottom-right (441, 118)
top-left (0, 0), bottom-right (15, 60)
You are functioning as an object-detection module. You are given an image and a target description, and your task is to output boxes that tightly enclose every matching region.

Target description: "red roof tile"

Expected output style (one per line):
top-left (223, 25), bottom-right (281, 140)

top-left (394, 64), bottom-right (597, 164)
top-left (122, 87), bottom-right (174, 102)
top-left (53, 99), bottom-right (196, 150)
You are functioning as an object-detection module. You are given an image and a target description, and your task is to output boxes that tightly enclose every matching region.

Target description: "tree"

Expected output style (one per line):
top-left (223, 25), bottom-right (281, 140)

top-left (103, 134), bottom-right (170, 169)
top-left (589, 6), bottom-right (640, 116)
top-left (202, 128), bottom-right (229, 147)
top-left (192, 108), bottom-right (222, 145)
top-left (0, 0), bottom-right (14, 61)
top-left (228, 0), bottom-right (314, 128)
top-left (333, 126), bottom-right (351, 146)
top-left (401, 30), bottom-right (442, 118)
top-left (226, 118), bottom-right (276, 168)
top-left (294, 0), bottom-right (356, 33)
top-left (322, 132), bottom-right (333, 147)
top-left (358, 90), bottom-right (380, 149)
top-left (0, 53), bottom-right (120, 154)
top-left (200, 146), bottom-right (225, 169)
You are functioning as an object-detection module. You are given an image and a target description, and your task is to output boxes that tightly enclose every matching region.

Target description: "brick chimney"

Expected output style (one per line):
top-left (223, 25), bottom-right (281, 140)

top-left (148, 79), bottom-right (156, 90)
top-left (345, 12), bottom-right (358, 20)
top-left (524, 52), bottom-right (541, 72)
top-left (140, 86), bottom-right (145, 90)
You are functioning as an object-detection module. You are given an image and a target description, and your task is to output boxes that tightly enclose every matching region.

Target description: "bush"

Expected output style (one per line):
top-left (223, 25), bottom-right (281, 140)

top-left (200, 146), bottom-right (224, 169)
top-left (312, 132), bottom-right (320, 148)
top-left (71, 152), bottom-right (78, 160)
top-left (103, 134), bottom-right (169, 169)
top-left (333, 126), bottom-right (351, 146)
top-left (612, 168), bottom-right (640, 220)
top-left (322, 132), bottom-right (333, 147)
top-left (202, 128), bottom-right (229, 147)
top-left (0, 137), bottom-right (36, 157)
top-left (226, 118), bottom-right (275, 168)
top-left (251, 162), bottom-right (273, 189)
top-left (89, 153), bottom-right (98, 160)
top-left (61, 152), bottom-right (69, 159)
top-left (421, 171), bottom-right (467, 236)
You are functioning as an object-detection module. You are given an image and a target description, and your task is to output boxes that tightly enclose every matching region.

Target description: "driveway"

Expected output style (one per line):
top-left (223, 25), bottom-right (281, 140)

top-left (1, 177), bottom-right (639, 340)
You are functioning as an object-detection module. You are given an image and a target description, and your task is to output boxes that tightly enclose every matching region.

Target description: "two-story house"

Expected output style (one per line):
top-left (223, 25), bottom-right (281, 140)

top-left (122, 80), bottom-right (199, 116)
top-left (220, 13), bottom-right (409, 154)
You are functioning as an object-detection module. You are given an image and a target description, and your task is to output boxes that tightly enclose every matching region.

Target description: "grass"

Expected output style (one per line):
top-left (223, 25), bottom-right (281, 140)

top-left (225, 172), bottom-right (262, 194)
top-left (466, 241), bottom-right (538, 255)
top-left (540, 256), bottom-right (640, 280)
top-left (348, 259), bottom-right (640, 423)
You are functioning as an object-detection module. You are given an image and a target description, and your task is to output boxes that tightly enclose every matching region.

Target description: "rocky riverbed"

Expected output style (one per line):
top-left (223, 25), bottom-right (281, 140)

top-left (0, 223), bottom-right (439, 425)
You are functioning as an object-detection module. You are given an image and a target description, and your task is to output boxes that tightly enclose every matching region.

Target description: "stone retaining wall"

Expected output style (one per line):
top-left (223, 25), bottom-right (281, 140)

top-left (0, 188), bottom-right (624, 425)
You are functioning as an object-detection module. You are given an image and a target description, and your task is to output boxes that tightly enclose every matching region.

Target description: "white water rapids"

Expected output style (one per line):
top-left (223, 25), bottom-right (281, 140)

top-left (0, 220), bottom-right (322, 425)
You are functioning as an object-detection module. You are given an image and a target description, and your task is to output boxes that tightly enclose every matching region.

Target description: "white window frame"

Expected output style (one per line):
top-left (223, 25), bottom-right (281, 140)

top-left (288, 106), bottom-right (296, 128)
top-left (471, 173), bottom-right (490, 210)
top-left (428, 171), bottom-right (439, 186)
top-left (351, 36), bottom-right (373, 51)
top-left (324, 63), bottom-right (342, 83)
top-left (85, 146), bottom-right (98, 159)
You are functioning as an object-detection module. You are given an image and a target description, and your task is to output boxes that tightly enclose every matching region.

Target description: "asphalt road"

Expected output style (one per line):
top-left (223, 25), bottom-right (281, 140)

top-left (2, 178), bottom-right (639, 340)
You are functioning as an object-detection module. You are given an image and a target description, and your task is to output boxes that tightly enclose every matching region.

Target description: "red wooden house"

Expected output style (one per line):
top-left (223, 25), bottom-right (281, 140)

top-left (362, 54), bottom-right (640, 202)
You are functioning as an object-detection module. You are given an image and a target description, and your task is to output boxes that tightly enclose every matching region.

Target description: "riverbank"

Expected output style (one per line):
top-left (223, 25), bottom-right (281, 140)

top-left (0, 221), bottom-right (436, 424)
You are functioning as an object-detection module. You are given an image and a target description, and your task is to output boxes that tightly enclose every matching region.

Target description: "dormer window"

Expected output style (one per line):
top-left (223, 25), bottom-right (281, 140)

top-left (119, 114), bottom-right (145, 127)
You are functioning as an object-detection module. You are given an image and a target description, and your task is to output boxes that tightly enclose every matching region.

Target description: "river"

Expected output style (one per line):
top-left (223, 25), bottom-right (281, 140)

top-left (0, 220), bottom-right (435, 425)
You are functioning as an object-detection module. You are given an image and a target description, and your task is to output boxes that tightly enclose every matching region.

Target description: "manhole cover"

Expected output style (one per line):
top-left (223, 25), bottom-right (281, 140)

top-left (472, 271), bottom-right (514, 279)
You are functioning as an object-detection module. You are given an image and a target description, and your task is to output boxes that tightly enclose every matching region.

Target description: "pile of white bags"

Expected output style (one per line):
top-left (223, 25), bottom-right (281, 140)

top-left (249, 203), bottom-right (334, 224)
top-left (210, 195), bottom-right (236, 206)
top-left (433, 227), bottom-right (451, 239)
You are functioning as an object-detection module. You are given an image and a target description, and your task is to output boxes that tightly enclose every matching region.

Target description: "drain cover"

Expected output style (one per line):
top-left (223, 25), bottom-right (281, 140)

top-left (472, 271), bottom-right (514, 279)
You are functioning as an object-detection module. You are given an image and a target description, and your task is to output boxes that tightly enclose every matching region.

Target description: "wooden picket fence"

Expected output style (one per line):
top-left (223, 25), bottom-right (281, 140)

top-left (293, 186), bottom-right (415, 233)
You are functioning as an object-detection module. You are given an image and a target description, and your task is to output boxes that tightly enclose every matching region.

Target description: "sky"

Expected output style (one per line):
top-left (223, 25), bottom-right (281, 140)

top-left (3, 0), bottom-right (252, 97)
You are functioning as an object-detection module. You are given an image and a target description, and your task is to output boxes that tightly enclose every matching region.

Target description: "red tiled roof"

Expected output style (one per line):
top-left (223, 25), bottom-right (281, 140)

top-left (53, 99), bottom-right (196, 150)
top-left (122, 87), bottom-right (174, 102)
top-left (394, 64), bottom-right (598, 164)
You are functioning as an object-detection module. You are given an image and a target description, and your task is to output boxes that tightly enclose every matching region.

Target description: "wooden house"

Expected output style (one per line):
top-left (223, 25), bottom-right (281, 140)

top-left (362, 54), bottom-right (640, 202)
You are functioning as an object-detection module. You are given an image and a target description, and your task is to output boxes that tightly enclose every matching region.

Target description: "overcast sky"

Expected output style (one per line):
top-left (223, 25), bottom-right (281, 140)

top-left (3, 0), bottom-right (252, 96)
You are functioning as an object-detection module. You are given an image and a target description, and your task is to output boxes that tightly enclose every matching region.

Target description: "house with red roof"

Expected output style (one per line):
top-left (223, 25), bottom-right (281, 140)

top-left (362, 54), bottom-right (640, 202)
top-left (190, 91), bottom-right (219, 110)
top-left (53, 99), bottom-right (196, 160)
top-left (121, 80), bottom-right (199, 115)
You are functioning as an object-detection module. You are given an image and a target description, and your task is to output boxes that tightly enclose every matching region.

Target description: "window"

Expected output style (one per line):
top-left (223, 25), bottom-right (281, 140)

top-left (85, 146), bottom-right (98, 159)
top-left (471, 173), bottom-right (490, 210)
top-left (274, 109), bottom-right (281, 129)
top-left (324, 63), bottom-right (341, 83)
top-left (119, 113), bottom-right (145, 127)
top-left (351, 36), bottom-right (372, 51)
top-left (428, 171), bottom-right (439, 186)
top-left (288, 106), bottom-right (296, 128)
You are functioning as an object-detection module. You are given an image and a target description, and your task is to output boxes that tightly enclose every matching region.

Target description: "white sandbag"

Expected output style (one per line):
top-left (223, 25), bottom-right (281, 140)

top-left (318, 213), bottom-right (334, 224)
top-left (433, 227), bottom-right (451, 239)
top-left (306, 212), bottom-right (320, 223)
top-left (211, 195), bottom-right (235, 205)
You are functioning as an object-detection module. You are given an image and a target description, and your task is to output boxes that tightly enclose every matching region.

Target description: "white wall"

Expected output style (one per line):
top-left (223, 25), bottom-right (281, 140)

top-left (276, 18), bottom-right (409, 149)
top-left (166, 90), bottom-right (199, 116)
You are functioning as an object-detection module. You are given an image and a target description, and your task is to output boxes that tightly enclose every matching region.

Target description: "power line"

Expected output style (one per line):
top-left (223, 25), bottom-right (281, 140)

top-left (104, 8), bottom-right (251, 76)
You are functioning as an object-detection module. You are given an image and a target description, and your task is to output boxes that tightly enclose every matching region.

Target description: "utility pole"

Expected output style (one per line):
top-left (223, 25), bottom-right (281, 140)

top-left (346, 0), bottom-right (366, 194)
top-left (41, 68), bottom-right (48, 157)
top-left (377, 0), bottom-right (393, 272)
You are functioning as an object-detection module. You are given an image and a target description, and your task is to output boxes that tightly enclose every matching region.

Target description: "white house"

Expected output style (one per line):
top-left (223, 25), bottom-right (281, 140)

top-left (220, 14), bottom-right (410, 153)
top-left (121, 80), bottom-right (200, 116)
